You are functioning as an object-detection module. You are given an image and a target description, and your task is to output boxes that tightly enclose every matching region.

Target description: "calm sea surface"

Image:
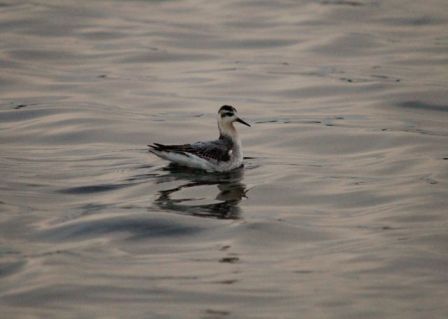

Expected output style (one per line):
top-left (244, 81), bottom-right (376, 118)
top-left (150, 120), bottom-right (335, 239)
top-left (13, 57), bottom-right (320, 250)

top-left (1, 1), bottom-right (448, 318)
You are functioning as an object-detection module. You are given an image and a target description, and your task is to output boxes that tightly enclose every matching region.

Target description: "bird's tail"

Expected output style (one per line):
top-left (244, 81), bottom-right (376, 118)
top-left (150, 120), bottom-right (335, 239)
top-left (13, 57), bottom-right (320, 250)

top-left (148, 143), bottom-right (167, 152)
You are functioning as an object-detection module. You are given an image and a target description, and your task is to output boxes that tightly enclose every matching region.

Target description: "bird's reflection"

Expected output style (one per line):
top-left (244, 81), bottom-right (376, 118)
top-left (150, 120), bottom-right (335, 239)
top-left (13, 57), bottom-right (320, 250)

top-left (153, 164), bottom-right (247, 219)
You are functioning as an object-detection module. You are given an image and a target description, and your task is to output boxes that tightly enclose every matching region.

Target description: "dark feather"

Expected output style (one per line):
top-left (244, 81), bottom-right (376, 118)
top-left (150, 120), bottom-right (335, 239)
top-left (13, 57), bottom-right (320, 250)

top-left (219, 105), bottom-right (236, 113)
top-left (148, 136), bottom-right (234, 162)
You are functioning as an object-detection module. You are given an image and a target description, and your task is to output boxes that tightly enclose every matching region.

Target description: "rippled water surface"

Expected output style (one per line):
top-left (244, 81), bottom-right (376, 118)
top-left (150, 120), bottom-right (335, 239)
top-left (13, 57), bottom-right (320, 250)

top-left (1, 1), bottom-right (448, 318)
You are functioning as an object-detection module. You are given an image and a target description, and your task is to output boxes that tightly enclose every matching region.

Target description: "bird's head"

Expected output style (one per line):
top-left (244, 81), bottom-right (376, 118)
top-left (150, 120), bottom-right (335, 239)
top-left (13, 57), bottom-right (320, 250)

top-left (218, 105), bottom-right (251, 131)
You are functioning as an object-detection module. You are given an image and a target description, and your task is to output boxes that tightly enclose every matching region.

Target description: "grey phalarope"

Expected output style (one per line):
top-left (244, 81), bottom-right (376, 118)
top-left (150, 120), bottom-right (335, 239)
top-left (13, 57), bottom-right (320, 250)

top-left (148, 105), bottom-right (250, 172)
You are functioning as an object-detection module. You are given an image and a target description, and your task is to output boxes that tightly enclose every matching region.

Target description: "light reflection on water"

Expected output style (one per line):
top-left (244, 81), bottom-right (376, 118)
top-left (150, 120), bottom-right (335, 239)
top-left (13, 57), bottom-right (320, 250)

top-left (1, 0), bottom-right (448, 318)
top-left (153, 165), bottom-right (247, 219)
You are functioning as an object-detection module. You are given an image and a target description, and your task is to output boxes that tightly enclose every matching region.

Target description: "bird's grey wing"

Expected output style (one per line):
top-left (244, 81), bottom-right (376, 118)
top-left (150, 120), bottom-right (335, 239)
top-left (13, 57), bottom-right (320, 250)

top-left (188, 139), bottom-right (233, 162)
top-left (149, 139), bottom-right (232, 162)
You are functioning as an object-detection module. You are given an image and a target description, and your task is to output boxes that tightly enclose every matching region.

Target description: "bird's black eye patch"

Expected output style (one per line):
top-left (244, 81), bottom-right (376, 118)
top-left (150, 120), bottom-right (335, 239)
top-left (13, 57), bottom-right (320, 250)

top-left (219, 105), bottom-right (236, 113)
top-left (221, 112), bottom-right (234, 118)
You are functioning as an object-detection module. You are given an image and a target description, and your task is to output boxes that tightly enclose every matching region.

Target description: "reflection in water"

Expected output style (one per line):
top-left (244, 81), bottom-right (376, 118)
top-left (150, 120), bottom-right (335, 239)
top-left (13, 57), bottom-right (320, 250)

top-left (153, 164), bottom-right (248, 219)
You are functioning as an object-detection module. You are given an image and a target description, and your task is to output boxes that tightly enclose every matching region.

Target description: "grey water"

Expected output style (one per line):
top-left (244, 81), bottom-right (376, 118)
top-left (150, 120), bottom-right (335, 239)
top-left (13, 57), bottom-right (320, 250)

top-left (1, 0), bottom-right (448, 318)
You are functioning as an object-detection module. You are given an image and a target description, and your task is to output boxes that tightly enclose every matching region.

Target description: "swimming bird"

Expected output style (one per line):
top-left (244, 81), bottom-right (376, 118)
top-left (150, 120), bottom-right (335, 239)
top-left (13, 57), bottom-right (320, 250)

top-left (148, 105), bottom-right (250, 172)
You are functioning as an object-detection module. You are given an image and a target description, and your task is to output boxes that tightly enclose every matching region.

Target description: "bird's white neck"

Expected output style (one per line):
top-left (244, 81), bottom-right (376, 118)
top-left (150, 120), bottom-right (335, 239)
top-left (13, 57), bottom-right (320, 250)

top-left (218, 121), bottom-right (239, 142)
top-left (218, 119), bottom-right (244, 167)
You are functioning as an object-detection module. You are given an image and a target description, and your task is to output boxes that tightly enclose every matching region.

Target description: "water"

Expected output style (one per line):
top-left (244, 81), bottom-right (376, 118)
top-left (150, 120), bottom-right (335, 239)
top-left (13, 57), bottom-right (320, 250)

top-left (1, 0), bottom-right (448, 318)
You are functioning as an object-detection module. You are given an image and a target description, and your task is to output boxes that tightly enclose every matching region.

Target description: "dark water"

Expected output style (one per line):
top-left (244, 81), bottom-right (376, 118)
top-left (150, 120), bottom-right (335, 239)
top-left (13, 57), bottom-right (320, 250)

top-left (1, 0), bottom-right (448, 318)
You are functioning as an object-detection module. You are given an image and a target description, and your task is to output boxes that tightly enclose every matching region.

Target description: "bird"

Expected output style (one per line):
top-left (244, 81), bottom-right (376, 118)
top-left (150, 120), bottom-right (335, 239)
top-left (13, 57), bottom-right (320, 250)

top-left (148, 105), bottom-right (251, 172)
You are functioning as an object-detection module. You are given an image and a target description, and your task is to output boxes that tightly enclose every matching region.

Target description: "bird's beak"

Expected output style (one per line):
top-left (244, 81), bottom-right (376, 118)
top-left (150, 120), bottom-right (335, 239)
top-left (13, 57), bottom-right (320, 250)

top-left (235, 117), bottom-right (251, 127)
